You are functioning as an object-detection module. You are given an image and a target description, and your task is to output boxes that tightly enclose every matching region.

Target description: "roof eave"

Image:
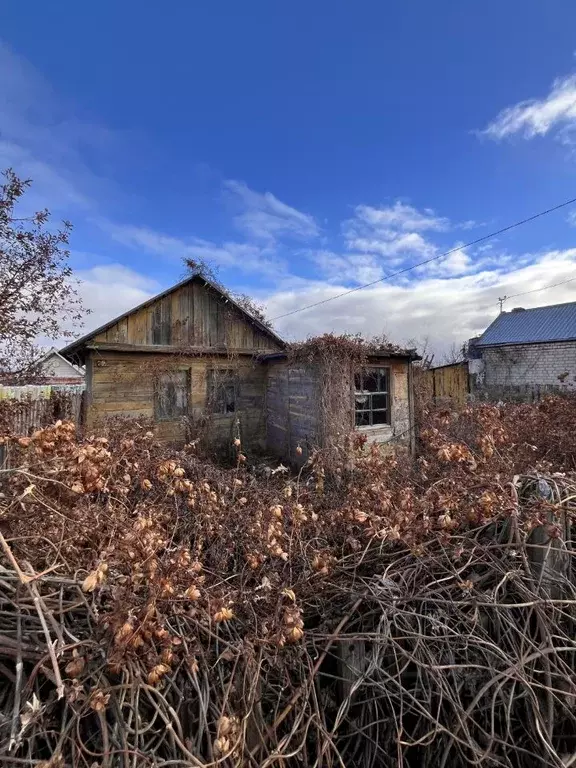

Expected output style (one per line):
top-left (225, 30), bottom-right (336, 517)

top-left (478, 336), bottom-right (576, 348)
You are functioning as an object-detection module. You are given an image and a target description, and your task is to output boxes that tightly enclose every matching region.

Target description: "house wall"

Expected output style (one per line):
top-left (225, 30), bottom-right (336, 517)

top-left (86, 350), bottom-right (268, 449)
top-left (480, 342), bottom-right (576, 390)
top-left (358, 359), bottom-right (411, 447)
top-left (265, 357), bottom-right (412, 464)
top-left (93, 280), bottom-right (278, 353)
top-left (41, 354), bottom-right (83, 382)
top-left (266, 361), bottom-right (319, 464)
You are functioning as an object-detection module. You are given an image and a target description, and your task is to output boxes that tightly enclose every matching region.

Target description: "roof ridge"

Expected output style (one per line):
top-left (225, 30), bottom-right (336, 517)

top-left (478, 299), bottom-right (576, 347)
top-left (503, 298), bottom-right (576, 313)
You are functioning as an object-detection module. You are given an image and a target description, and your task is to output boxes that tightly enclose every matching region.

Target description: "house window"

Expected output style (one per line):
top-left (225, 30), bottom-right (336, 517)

top-left (154, 370), bottom-right (189, 421)
top-left (207, 369), bottom-right (237, 414)
top-left (354, 367), bottom-right (390, 427)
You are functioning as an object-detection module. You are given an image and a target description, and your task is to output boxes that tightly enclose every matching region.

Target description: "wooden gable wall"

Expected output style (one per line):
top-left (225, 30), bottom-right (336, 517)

top-left (93, 280), bottom-right (280, 352)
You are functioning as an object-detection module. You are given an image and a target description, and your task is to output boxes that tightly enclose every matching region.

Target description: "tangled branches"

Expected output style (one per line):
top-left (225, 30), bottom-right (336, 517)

top-left (2, 396), bottom-right (576, 765)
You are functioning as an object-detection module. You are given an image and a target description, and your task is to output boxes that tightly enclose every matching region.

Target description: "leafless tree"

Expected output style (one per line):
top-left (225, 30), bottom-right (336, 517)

top-left (441, 341), bottom-right (469, 365)
top-left (0, 169), bottom-right (87, 383)
top-left (405, 335), bottom-right (435, 369)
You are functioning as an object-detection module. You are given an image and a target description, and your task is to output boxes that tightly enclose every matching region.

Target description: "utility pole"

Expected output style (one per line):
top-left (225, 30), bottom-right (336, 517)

top-left (497, 296), bottom-right (508, 313)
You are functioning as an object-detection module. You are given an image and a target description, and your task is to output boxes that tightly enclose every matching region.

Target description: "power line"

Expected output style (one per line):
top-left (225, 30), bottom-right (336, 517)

top-left (271, 195), bottom-right (576, 321)
top-left (498, 275), bottom-right (576, 309)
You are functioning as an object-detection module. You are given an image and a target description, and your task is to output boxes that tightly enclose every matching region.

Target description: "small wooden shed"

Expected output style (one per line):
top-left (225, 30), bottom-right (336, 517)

top-left (264, 348), bottom-right (418, 464)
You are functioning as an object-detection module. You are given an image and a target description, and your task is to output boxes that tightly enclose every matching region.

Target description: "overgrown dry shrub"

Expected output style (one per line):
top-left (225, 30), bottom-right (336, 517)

top-left (2, 396), bottom-right (576, 765)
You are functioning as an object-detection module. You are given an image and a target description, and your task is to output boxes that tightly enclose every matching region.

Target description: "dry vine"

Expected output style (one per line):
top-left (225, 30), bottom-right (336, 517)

top-left (1, 396), bottom-right (576, 765)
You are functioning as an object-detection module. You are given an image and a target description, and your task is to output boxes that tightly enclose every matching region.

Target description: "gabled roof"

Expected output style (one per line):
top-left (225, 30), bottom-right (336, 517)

top-left (40, 348), bottom-right (85, 376)
top-left (478, 301), bottom-right (576, 347)
top-left (60, 274), bottom-right (285, 359)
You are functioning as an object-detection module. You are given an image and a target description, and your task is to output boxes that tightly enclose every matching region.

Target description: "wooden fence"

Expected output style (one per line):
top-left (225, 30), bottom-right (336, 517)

top-left (420, 363), bottom-right (469, 407)
top-left (0, 384), bottom-right (85, 437)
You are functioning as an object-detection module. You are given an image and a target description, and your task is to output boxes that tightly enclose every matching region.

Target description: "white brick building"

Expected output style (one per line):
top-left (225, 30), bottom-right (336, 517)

top-left (472, 301), bottom-right (576, 397)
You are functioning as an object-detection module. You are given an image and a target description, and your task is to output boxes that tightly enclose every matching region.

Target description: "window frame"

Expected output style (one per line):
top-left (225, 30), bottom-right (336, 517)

top-left (153, 369), bottom-right (190, 422)
top-left (354, 366), bottom-right (391, 428)
top-left (207, 368), bottom-right (238, 415)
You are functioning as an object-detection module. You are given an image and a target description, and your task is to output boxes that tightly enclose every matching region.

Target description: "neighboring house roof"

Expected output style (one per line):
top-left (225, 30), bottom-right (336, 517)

top-left (60, 274), bottom-right (285, 360)
top-left (478, 301), bottom-right (576, 347)
top-left (40, 348), bottom-right (85, 377)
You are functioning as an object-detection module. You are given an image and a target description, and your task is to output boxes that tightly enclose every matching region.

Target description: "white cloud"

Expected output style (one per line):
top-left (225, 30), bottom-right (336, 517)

top-left (567, 209), bottom-right (576, 226)
top-left (424, 246), bottom-right (473, 277)
top-left (265, 248), bottom-right (576, 357)
top-left (312, 250), bottom-right (384, 285)
top-left (100, 220), bottom-right (284, 277)
top-left (341, 201), bottom-right (452, 274)
top-left (224, 180), bottom-right (320, 242)
top-left (482, 74), bottom-right (576, 141)
top-left (352, 202), bottom-right (450, 233)
top-left (54, 264), bottom-right (160, 344)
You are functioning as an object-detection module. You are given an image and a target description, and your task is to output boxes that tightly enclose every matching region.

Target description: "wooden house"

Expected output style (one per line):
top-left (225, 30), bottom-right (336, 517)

top-left (60, 275), bottom-right (285, 450)
top-left (61, 275), bottom-right (418, 459)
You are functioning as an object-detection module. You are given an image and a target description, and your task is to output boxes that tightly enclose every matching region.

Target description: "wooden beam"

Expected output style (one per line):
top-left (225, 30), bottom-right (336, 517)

top-left (86, 342), bottom-right (268, 356)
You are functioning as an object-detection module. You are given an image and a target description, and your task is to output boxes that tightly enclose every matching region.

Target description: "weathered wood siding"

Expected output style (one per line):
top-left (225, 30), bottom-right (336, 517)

top-left (266, 357), bottom-right (412, 462)
top-left (93, 281), bottom-right (279, 352)
top-left (266, 359), bottom-right (412, 464)
top-left (87, 351), bottom-right (267, 449)
top-left (422, 363), bottom-right (469, 407)
top-left (266, 361), bottom-right (319, 464)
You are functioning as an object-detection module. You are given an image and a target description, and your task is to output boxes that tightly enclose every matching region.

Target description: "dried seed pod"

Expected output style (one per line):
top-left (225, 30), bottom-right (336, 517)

top-left (214, 737), bottom-right (231, 755)
top-left (218, 715), bottom-right (232, 736)
top-left (82, 571), bottom-right (98, 592)
top-left (65, 653), bottom-right (85, 678)
top-left (214, 607), bottom-right (234, 623)
top-left (287, 626), bottom-right (304, 643)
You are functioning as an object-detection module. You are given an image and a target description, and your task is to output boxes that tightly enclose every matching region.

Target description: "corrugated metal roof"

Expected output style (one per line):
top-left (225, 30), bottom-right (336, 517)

top-left (478, 301), bottom-right (576, 347)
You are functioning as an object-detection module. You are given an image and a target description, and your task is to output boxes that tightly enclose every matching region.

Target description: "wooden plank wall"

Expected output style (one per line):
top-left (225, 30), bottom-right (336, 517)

top-left (94, 281), bottom-right (279, 352)
top-left (87, 351), bottom-right (268, 449)
top-left (266, 358), bottom-right (412, 462)
top-left (266, 361), bottom-right (319, 465)
top-left (422, 363), bottom-right (469, 407)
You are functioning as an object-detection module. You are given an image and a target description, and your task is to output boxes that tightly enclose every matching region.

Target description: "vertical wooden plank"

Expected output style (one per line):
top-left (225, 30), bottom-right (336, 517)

top-left (152, 297), bottom-right (172, 345)
top-left (171, 290), bottom-right (181, 346)
top-left (216, 300), bottom-right (227, 346)
top-left (192, 282), bottom-right (205, 346)
top-left (207, 291), bottom-right (218, 347)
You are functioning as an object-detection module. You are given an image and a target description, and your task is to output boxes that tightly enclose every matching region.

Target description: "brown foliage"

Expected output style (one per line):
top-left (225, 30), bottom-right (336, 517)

top-left (2, 396), bottom-right (576, 764)
top-left (2, 397), bottom-right (572, 659)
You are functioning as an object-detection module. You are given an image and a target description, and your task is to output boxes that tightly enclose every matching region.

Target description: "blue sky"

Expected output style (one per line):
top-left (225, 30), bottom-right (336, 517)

top-left (3, 1), bottom-right (576, 357)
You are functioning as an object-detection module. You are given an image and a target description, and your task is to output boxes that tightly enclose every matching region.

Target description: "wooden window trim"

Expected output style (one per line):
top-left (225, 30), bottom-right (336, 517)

top-left (354, 366), bottom-right (391, 428)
